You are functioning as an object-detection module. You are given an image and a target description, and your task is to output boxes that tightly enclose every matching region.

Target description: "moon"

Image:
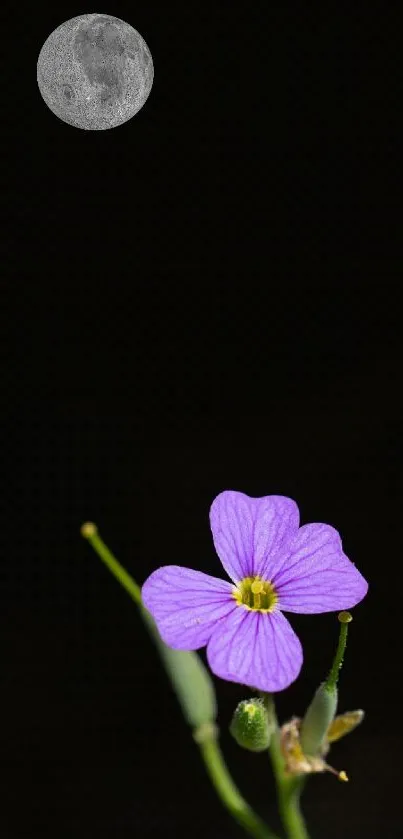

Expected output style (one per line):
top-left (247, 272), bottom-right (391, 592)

top-left (37, 13), bottom-right (154, 130)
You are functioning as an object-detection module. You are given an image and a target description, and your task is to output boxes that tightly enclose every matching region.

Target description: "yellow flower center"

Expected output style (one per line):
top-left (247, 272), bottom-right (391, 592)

top-left (233, 576), bottom-right (278, 612)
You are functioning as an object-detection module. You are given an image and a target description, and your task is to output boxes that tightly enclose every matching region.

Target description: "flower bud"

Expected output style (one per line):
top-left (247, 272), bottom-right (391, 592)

top-left (142, 607), bottom-right (217, 729)
top-left (300, 611), bottom-right (353, 757)
top-left (300, 682), bottom-right (338, 756)
top-left (230, 698), bottom-right (273, 752)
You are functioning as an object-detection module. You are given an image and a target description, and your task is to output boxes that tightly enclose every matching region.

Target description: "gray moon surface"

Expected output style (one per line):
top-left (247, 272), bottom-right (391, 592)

top-left (37, 13), bottom-right (154, 130)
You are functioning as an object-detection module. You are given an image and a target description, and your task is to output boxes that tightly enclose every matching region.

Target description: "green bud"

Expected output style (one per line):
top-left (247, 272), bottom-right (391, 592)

top-left (140, 606), bottom-right (217, 729)
top-left (154, 637), bottom-right (217, 729)
top-left (230, 698), bottom-right (273, 752)
top-left (300, 682), bottom-right (338, 756)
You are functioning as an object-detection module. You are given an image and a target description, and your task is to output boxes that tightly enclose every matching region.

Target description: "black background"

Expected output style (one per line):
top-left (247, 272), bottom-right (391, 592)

top-left (1, 2), bottom-right (401, 838)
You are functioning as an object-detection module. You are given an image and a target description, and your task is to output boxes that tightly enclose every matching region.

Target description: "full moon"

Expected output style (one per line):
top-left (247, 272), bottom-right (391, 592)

top-left (37, 13), bottom-right (154, 130)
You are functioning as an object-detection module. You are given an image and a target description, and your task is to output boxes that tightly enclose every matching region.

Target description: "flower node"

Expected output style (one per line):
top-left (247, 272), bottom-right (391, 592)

top-left (234, 576), bottom-right (278, 612)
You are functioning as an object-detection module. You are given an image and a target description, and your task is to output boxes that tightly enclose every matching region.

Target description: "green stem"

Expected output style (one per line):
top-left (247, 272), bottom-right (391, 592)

top-left (197, 731), bottom-right (281, 839)
top-left (263, 695), bottom-right (310, 839)
top-left (81, 523), bottom-right (280, 839)
top-left (80, 522), bottom-right (142, 604)
top-left (325, 611), bottom-right (352, 691)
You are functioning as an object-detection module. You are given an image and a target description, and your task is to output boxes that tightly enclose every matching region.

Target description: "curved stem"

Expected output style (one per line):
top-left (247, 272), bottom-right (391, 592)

top-left (262, 695), bottom-right (310, 839)
top-left (81, 524), bottom-right (280, 839)
top-left (80, 522), bottom-right (142, 604)
top-left (197, 732), bottom-right (281, 839)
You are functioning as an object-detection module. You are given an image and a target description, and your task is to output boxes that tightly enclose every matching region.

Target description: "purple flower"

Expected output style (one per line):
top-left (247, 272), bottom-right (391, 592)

top-left (141, 492), bottom-right (368, 692)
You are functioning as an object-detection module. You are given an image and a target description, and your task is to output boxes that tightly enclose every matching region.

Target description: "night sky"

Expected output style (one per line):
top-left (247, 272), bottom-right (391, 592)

top-left (2, 3), bottom-right (401, 838)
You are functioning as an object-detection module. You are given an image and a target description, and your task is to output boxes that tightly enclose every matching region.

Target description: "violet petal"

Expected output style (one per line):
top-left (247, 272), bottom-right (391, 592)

top-left (141, 565), bottom-right (236, 649)
top-left (209, 490), bottom-right (300, 582)
top-left (206, 606), bottom-right (303, 692)
top-left (273, 523), bottom-right (369, 613)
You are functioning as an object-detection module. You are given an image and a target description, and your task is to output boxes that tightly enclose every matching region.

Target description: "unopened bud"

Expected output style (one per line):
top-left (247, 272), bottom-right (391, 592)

top-left (230, 698), bottom-right (273, 752)
top-left (300, 682), bottom-right (338, 756)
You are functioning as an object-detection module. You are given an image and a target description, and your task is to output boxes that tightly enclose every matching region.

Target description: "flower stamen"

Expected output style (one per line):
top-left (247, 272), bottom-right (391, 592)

top-left (234, 576), bottom-right (278, 613)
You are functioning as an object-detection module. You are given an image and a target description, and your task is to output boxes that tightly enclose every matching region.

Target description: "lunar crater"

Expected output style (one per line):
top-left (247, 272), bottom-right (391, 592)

top-left (37, 13), bottom-right (154, 130)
